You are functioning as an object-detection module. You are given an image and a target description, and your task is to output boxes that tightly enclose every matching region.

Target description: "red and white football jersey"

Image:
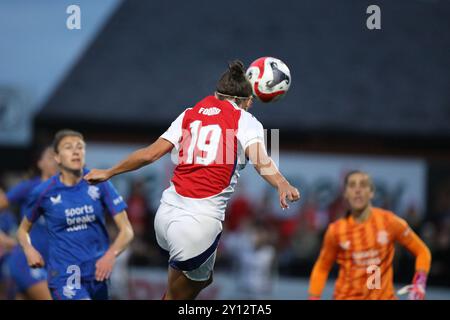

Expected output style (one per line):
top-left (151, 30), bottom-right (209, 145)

top-left (160, 95), bottom-right (264, 220)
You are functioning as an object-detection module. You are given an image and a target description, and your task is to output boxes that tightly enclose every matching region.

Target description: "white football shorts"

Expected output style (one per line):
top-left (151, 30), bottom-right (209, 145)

top-left (154, 201), bottom-right (223, 281)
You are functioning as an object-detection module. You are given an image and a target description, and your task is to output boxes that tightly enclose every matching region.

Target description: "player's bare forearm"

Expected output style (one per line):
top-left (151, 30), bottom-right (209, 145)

top-left (109, 138), bottom-right (173, 176)
top-left (95, 211), bottom-right (134, 281)
top-left (106, 211), bottom-right (134, 258)
top-left (246, 142), bottom-right (289, 186)
top-left (17, 217), bottom-right (45, 267)
top-left (85, 138), bottom-right (173, 184)
top-left (256, 162), bottom-right (289, 189)
top-left (246, 142), bottom-right (300, 208)
top-left (108, 147), bottom-right (154, 177)
top-left (17, 217), bottom-right (34, 251)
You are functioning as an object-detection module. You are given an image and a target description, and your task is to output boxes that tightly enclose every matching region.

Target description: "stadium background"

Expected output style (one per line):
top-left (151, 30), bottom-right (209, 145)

top-left (0, 0), bottom-right (449, 299)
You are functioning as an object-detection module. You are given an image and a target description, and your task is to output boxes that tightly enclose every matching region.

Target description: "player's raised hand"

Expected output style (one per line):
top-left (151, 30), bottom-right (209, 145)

top-left (277, 181), bottom-right (300, 209)
top-left (84, 169), bottom-right (112, 185)
top-left (95, 250), bottom-right (116, 282)
top-left (24, 246), bottom-right (45, 268)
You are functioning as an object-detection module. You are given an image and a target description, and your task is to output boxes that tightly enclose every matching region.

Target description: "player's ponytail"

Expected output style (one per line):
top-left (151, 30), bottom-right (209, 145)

top-left (216, 59), bottom-right (253, 99)
top-left (229, 61), bottom-right (246, 81)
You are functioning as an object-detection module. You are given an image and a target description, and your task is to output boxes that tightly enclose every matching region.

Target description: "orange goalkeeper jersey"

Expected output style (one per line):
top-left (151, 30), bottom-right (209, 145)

top-left (309, 207), bottom-right (431, 300)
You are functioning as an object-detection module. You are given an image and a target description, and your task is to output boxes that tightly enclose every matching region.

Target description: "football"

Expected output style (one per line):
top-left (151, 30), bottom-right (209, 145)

top-left (246, 57), bottom-right (291, 102)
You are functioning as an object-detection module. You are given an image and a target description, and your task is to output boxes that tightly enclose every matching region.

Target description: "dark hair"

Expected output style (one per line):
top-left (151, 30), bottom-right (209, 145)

top-left (32, 144), bottom-right (53, 163)
top-left (343, 170), bottom-right (375, 191)
top-left (216, 60), bottom-right (253, 98)
top-left (26, 145), bottom-right (53, 177)
top-left (53, 129), bottom-right (84, 153)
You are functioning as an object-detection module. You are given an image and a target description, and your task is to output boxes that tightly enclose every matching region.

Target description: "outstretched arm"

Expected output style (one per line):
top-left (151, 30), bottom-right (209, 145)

top-left (308, 226), bottom-right (338, 299)
top-left (393, 216), bottom-right (431, 300)
top-left (84, 138), bottom-right (174, 184)
top-left (95, 211), bottom-right (134, 281)
top-left (246, 142), bottom-right (300, 209)
top-left (400, 231), bottom-right (431, 275)
top-left (17, 217), bottom-right (45, 268)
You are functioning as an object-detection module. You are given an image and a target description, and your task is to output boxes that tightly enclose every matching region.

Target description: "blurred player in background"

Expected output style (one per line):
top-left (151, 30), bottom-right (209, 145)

top-left (84, 60), bottom-right (300, 300)
top-left (222, 220), bottom-right (277, 299)
top-left (0, 210), bottom-right (17, 299)
top-left (17, 130), bottom-right (134, 300)
top-left (0, 146), bottom-right (57, 300)
top-left (308, 170), bottom-right (431, 300)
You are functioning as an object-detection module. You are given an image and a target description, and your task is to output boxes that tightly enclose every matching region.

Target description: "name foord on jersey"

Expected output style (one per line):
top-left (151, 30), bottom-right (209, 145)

top-left (198, 107), bottom-right (221, 116)
top-left (64, 205), bottom-right (96, 232)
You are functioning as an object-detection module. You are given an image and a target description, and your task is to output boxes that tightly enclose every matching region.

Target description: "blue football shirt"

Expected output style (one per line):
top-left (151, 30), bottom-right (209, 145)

top-left (0, 210), bottom-right (18, 270)
top-left (6, 177), bottom-right (49, 260)
top-left (0, 210), bottom-right (17, 234)
top-left (25, 169), bottom-right (127, 287)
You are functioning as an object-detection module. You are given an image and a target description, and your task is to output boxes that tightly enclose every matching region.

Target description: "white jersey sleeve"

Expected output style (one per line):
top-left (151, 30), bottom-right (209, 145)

top-left (237, 111), bottom-right (265, 151)
top-left (160, 109), bottom-right (189, 150)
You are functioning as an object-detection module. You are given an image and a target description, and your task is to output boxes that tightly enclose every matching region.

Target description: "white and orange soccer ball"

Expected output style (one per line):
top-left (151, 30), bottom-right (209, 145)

top-left (246, 57), bottom-right (291, 103)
